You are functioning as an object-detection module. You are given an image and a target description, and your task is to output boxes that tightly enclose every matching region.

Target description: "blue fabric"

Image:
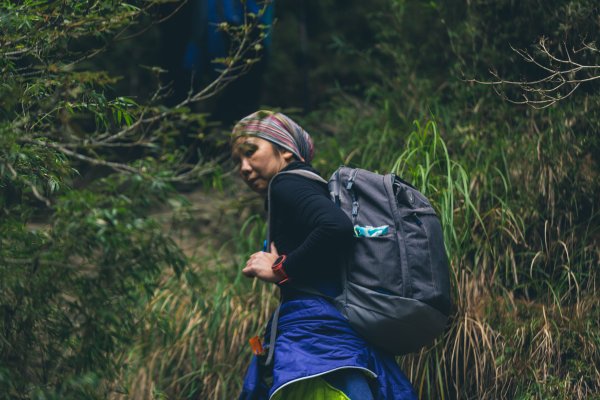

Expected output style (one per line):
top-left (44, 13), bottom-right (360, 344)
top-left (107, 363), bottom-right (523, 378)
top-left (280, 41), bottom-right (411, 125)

top-left (184, 0), bottom-right (274, 71)
top-left (323, 369), bottom-right (374, 399)
top-left (239, 296), bottom-right (418, 400)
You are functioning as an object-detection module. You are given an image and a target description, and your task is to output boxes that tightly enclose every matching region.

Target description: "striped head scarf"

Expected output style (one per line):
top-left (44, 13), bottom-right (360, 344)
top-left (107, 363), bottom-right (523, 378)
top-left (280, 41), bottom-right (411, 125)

top-left (232, 110), bottom-right (315, 163)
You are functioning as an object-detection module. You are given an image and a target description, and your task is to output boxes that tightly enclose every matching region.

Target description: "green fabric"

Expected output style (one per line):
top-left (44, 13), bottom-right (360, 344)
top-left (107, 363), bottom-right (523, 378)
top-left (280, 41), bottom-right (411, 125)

top-left (271, 376), bottom-right (350, 400)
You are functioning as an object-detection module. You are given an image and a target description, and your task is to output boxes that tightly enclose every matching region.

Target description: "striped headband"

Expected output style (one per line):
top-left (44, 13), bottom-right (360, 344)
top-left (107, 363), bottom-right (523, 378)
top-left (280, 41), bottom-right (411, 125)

top-left (232, 110), bottom-right (314, 163)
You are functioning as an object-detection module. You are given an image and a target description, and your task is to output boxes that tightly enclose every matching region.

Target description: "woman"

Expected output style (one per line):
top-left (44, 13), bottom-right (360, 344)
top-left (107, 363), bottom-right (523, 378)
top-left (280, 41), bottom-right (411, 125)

top-left (232, 110), bottom-right (417, 399)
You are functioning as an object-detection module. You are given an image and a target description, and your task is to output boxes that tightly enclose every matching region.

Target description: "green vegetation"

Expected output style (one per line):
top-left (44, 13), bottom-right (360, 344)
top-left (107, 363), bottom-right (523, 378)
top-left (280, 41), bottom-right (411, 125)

top-left (1, 0), bottom-right (598, 399)
top-left (0, 1), bottom-right (267, 398)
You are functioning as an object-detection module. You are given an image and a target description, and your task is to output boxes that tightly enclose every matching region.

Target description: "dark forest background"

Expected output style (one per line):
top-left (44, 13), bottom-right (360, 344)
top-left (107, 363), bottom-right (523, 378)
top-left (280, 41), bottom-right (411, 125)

top-left (1, 1), bottom-right (599, 399)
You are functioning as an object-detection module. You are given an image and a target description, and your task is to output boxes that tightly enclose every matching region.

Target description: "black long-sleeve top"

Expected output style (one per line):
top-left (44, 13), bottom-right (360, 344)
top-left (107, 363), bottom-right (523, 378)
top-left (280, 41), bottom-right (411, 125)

top-left (268, 162), bottom-right (354, 297)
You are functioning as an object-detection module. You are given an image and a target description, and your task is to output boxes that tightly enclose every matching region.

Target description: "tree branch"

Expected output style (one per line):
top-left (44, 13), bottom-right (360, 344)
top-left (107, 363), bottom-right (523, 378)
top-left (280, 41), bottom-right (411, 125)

top-left (468, 37), bottom-right (600, 108)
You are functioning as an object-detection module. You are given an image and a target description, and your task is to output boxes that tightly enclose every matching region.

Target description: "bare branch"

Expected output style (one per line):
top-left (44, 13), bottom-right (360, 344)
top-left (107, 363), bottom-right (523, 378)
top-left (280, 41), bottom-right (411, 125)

top-left (117, 0), bottom-right (190, 42)
top-left (22, 138), bottom-right (142, 175)
top-left (468, 38), bottom-right (600, 108)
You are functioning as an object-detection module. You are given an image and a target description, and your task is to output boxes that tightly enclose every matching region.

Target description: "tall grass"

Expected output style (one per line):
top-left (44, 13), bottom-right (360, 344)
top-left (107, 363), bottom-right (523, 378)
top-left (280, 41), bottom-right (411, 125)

top-left (112, 202), bottom-right (277, 399)
top-left (384, 120), bottom-right (501, 398)
top-left (312, 108), bottom-right (599, 399)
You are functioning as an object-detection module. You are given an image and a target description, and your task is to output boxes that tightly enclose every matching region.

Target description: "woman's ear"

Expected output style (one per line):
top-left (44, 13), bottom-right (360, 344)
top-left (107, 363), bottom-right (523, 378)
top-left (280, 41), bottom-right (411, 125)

top-left (281, 150), bottom-right (295, 163)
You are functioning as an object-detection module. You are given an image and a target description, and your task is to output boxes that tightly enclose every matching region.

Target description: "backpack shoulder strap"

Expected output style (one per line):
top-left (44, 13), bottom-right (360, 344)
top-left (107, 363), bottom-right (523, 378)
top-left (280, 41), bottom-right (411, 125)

top-left (277, 169), bottom-right (328, 184)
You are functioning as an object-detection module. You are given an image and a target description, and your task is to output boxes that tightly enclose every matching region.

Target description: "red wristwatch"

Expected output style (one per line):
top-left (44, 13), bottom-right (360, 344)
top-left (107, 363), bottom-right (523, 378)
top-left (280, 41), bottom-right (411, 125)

top-left (271, 255), bottom-right (289, 285)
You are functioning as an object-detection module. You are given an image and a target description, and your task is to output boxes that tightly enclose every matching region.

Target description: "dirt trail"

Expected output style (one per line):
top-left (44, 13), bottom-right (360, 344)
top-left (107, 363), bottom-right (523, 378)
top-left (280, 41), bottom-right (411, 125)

top-left (158, 181), bottom-right (264, 259)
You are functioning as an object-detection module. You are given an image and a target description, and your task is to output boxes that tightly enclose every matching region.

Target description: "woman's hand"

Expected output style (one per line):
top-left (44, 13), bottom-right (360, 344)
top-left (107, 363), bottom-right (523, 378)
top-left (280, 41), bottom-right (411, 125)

top-left (242, 242), bottom-right (282, 283)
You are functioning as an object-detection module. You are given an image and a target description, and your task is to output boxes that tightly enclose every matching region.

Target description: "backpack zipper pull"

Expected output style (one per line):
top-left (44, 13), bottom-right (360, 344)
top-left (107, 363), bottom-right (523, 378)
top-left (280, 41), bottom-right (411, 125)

top-left (346, 168), bottom-right (359, 190)
top-left (352, 201), bottom-right (359, 219)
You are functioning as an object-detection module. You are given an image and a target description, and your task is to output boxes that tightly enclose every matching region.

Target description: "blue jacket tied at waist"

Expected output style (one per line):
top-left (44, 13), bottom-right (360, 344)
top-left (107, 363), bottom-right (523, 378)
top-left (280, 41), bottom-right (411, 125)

top-left (239, 295), bottom-right (417, 399)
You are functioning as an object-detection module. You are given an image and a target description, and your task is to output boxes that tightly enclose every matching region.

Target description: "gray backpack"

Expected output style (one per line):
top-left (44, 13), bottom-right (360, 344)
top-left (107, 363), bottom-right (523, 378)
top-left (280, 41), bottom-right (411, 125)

top-left (266, 167), bottom-right (451, 359)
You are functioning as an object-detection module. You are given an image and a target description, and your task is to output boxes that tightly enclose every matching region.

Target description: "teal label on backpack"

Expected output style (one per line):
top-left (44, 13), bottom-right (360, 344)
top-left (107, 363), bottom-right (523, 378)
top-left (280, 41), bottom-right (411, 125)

top-left (353, 225), bottom-right (389, 237)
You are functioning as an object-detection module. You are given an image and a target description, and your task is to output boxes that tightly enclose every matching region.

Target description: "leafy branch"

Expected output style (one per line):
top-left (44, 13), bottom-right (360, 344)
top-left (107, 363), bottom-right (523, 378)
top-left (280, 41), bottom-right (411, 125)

top-left (2, 0), bottom-right (271, 198)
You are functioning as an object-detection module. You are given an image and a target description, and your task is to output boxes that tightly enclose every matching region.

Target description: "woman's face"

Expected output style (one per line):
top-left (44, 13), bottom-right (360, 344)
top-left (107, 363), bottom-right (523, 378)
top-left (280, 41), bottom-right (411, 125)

top-left (232, 136), bottom-right (293, 195)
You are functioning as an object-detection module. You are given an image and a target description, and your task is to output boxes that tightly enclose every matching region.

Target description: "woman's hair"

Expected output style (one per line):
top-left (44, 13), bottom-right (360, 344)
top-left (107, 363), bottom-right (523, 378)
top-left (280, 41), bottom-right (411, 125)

top-left (231, 110), bottom-right (315, 163)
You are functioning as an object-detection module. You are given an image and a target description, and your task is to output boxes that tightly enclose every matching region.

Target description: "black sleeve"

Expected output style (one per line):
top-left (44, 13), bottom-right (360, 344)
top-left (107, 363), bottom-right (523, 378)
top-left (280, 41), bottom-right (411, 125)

top-left (270, 175), bottom-right (354, 280)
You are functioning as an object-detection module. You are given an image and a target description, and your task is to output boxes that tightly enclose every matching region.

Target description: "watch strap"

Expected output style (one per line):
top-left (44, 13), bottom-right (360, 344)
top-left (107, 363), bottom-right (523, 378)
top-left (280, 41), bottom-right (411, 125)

top-left (271, 254), bottom-right (289, 285)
